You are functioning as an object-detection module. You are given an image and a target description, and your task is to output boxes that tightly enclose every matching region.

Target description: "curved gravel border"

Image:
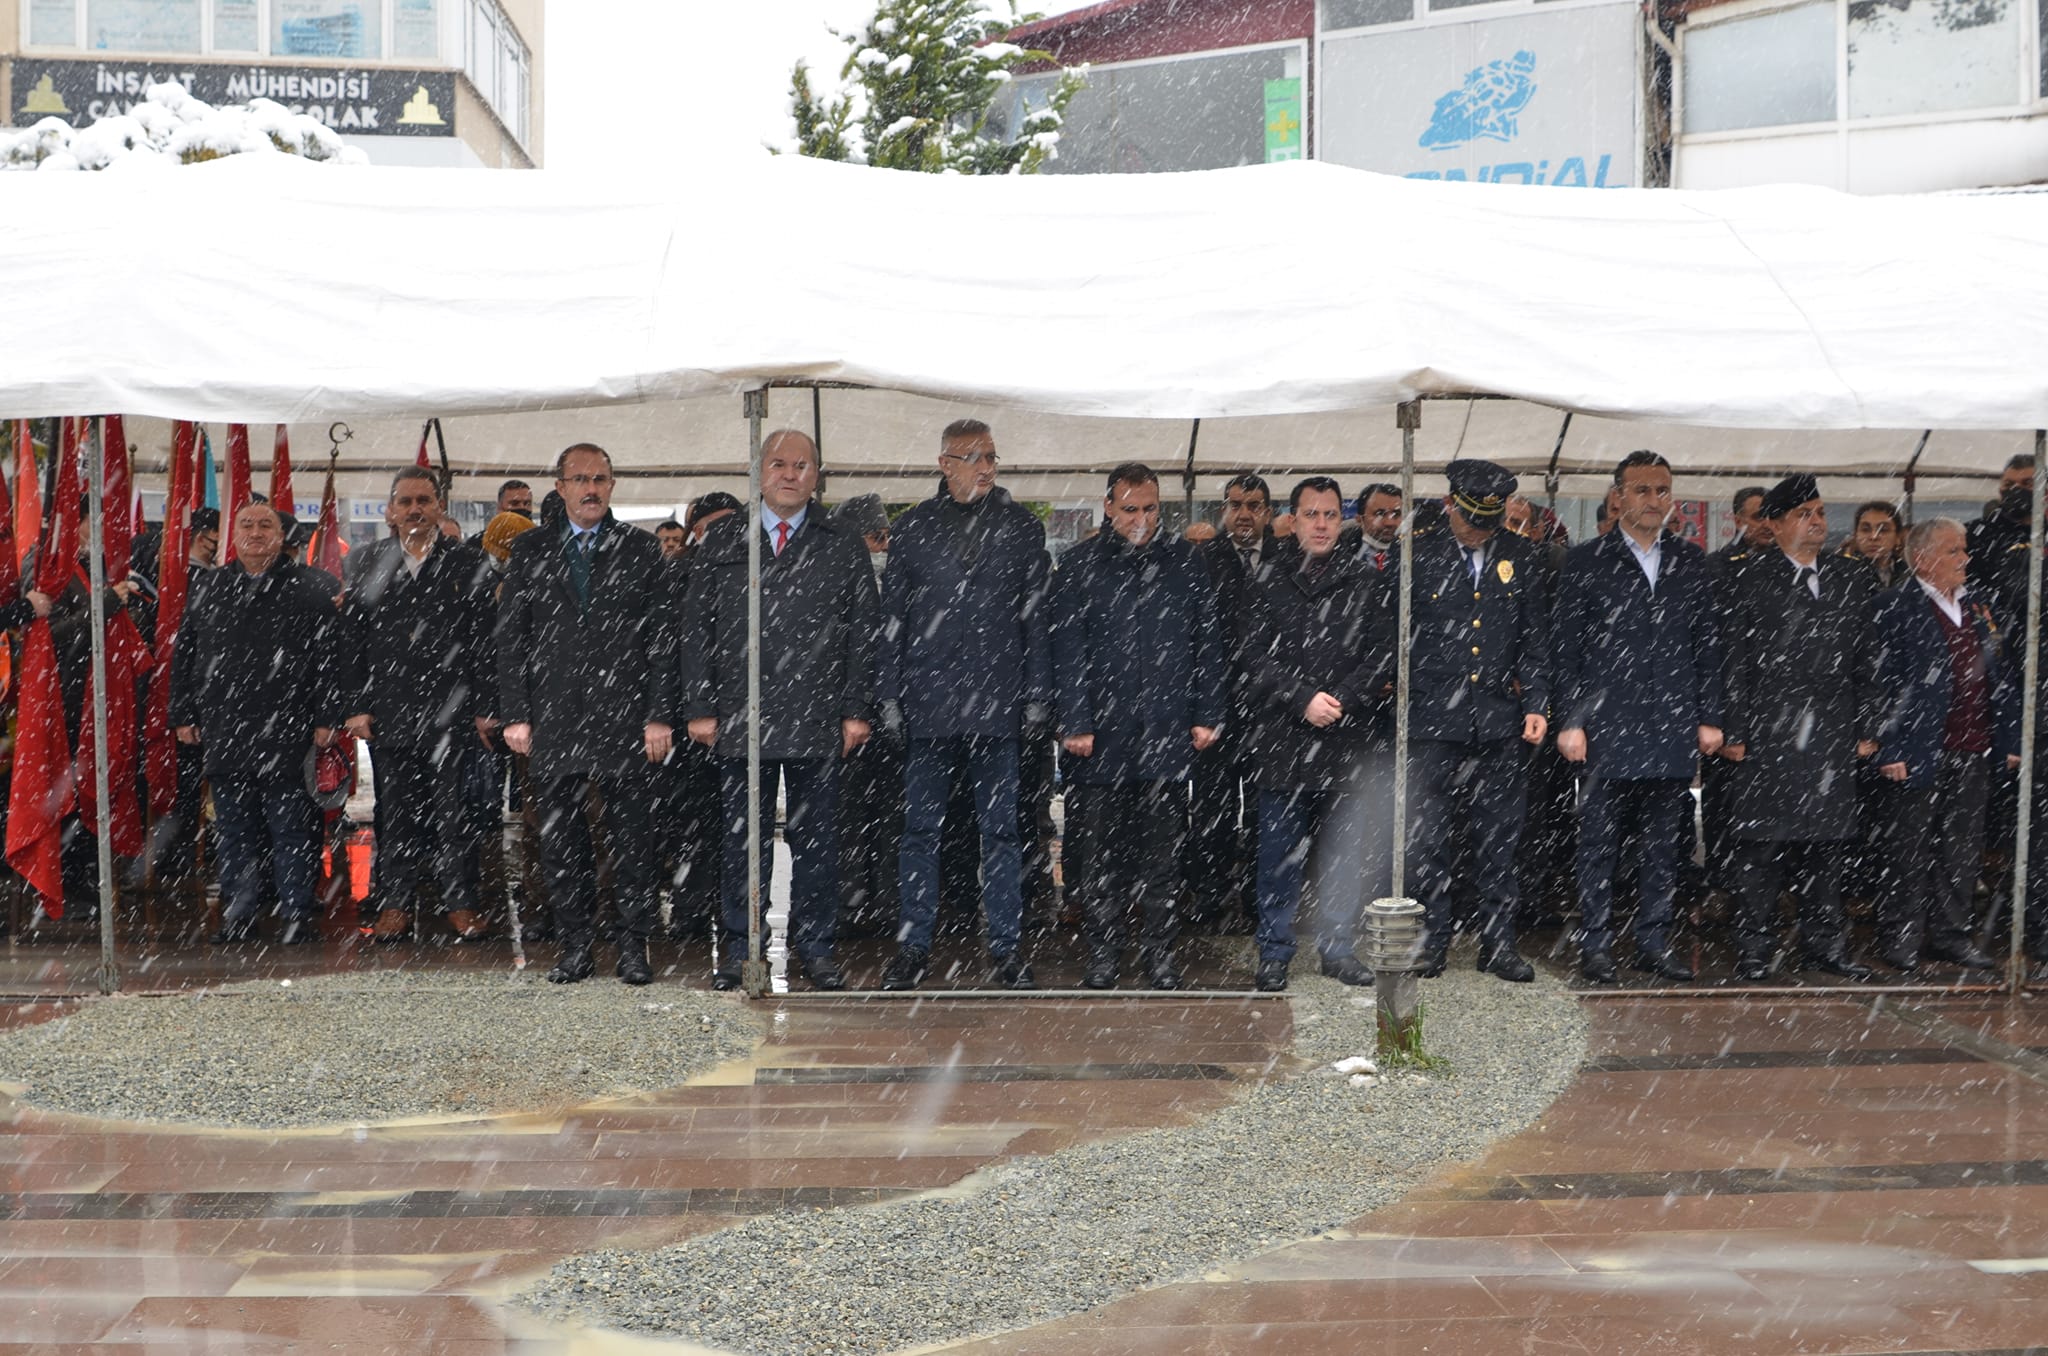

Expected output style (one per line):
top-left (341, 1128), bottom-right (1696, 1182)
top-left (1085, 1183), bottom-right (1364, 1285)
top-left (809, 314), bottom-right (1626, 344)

top-left (0, 970), bottom-right (762, 1128)
top-left (518, 960), bottom-right (1589, 1356)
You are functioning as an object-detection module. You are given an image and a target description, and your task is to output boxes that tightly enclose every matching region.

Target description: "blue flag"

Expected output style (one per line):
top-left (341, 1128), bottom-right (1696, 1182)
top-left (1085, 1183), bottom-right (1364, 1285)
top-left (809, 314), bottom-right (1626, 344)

top-left (199, 428), bottom-right (219, 510)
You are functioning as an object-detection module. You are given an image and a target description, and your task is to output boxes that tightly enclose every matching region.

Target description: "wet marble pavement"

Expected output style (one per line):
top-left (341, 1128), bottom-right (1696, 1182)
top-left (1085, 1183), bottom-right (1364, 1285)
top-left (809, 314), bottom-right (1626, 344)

top-left (2, 937), bottom-right (2047, 1354)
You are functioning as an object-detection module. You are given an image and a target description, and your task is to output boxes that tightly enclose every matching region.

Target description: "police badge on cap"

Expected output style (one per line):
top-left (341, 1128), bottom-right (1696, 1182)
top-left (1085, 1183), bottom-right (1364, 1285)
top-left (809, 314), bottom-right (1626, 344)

top-left (1445, 459), bottom-right (1517, 525)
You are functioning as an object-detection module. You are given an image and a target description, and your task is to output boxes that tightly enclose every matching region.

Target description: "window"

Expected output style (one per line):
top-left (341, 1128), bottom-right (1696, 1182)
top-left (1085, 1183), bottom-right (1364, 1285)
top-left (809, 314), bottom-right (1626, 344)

top-left (213, 0), bottom-right (259, 52)
top-left (1019, 47), bottom-right (1303, 174)
top-left (465, 0), bottom-right (530, 145)
top-left (1321, 0), bottom-right (1417, 27)
top-left (1683, 3), bottom-right (1836, 132)
top-left (28, 0), bottom-right (77, 46)
top-left (272, 0), bottom-right (382, 59)
top-left (87, 0), bottom-right (201, 52)
top-left (394, 0), bottom-right (438, 60)
top-left (1847, 0), bottom-right (2022, 118)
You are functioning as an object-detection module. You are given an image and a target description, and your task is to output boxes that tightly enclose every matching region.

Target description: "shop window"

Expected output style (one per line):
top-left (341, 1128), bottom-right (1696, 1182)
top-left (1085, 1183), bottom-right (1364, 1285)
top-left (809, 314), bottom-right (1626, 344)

top-left (1848, 0), bottom-right (2022, 117)
top-left (86, 0), bottom-right (201, 51)
top-left (1321, 0), bottom-right (1418, 27)
top-left (394, 0), bottom-right (439, 60)
top-left (1683, 2), bottom-right (1836, 132)
top-left (214, 0), bottom-right (259, 52)
top-left (28, 0), bottom-right (77, 46)
top-left (1030, 47), bottom-right (1300, 174)
top-left (272, 0), bottom-right (383, 59)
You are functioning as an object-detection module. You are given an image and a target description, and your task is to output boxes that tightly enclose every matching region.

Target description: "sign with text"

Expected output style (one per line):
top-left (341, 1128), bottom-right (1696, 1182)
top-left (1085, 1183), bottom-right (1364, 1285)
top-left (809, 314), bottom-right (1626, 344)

top-left (10, 57), bottom-right (456, 136)
top-left (1264, 78), bottom-right (1304, 162)
top-left (1319, 4), bottom-right (1638, 187)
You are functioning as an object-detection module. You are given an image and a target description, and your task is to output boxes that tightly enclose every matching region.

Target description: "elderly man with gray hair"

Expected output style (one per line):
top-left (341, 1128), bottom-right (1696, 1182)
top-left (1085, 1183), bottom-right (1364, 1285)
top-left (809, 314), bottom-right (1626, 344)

top-left (1867, 516), bottom-right (2015, 974)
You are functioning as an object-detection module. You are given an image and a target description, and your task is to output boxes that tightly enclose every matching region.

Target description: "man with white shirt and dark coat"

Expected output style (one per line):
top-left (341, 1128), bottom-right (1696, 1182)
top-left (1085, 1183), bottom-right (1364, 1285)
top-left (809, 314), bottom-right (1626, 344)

top-left (1552, 451), bottom-right (1724, 984)
top-left (681, 430), bottom-right (877, 991)
top-left (496, 443), bottom-right (680, 987)
top-left (1052, 464), bottom-right (1228, 990)
top-left (1717, 473), bottom-right (1882, 982)
top-left (876, 419), bottom-right (1052, 991)
top-left (1353, 483), bottom-right (1404, 572)
top-left (1869, 517), bottom-right (2010, 974)
top-left (340, 468), bottom-right (500, 944)
top-left (1396, 459), bottom-right (1550, 983)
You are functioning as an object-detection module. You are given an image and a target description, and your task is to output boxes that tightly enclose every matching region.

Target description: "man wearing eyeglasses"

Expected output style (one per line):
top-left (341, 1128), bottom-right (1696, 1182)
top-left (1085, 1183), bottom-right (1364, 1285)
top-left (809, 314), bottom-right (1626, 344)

top-left (877, 419), bottom-right (1053, 990)
top-left (496, 443), bottom-right (680, 987)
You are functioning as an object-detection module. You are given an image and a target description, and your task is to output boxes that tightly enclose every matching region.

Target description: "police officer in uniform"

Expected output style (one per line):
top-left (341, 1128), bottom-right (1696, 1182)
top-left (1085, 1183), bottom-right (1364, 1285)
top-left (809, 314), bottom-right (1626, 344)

top-left (1395, 460), bottom-right (1551, 982)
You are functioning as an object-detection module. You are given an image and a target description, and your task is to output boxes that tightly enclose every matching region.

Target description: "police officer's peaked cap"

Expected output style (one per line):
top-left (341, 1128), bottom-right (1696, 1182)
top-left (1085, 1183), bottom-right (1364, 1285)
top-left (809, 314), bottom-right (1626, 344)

top-left (1445, 459), bottom-right (1516, 523)
top-left (1760, 473), bottom-right (1822, 519)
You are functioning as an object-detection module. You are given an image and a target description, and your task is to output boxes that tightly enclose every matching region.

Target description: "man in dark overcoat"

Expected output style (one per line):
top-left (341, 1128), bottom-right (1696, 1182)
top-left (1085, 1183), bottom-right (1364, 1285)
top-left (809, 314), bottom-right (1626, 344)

top-left (340, 468), bottom-right (499, 943)
top-left (1552, 451), bottom-right (1723, 983)
top-left (1052, 464), bottom-right (1227, 990)
top-left (681, 430), bottom-right (877, 991)
top-left (1717, 473), bottom-right (1882, 981)
top-left (876, 418), bottom-right (1052, 991)
top-left (1240, 476), bottom-right (1385, 993)
top-left (1869, 517), bottom-right (2010, 973)
top-left (169, 502), bottom-right (342, 944)
top-left (1395, 460), bottom-right (1550, 982)
top-left (496, 443), bottom-right (679, 986)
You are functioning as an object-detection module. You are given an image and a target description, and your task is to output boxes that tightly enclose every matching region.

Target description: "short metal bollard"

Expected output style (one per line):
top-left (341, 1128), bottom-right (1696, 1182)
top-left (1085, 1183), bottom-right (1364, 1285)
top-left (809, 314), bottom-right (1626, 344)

top-left (1361, 896), bottom-right (1426, 1058)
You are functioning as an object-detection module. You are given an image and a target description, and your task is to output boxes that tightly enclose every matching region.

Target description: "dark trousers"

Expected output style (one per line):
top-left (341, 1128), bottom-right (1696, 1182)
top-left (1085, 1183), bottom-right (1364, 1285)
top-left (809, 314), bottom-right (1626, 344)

top-left (1875, 750), bottom-right (1991, 961)
top-left (146, 740), bottom-right (209, 885)
top-left (213, 771), bottom-right (320, 926)
top-left (1254, 762), bottom-right (1389, 966)
top-left (1410, 737), bottom-right (1529, 957)
top-left (836, 736), bottom-right (903, 935)
top-left (369, 741), bottom-right (482, 917)
top-left (1065, 780), bottom-right (1185, 957)
top-left (1186, 744), bottom-right (1257, 924)
top-left (1574, 775), bottom-right (1690, 958)
top-left (1733, 838), bottom-right (1849, 961)
top-left (537, 769), bottom-right (661, 949)
top-left (899, 736), bottom-right (1022, 955)
top-left (717, 757), bottom-right (841, 963)
top-left (1700, 757), bottom-right (1741, 891)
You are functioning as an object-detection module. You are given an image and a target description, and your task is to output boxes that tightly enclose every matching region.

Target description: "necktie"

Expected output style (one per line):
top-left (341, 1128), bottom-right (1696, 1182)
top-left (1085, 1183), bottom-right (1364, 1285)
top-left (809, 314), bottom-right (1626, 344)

top-left (1468, 548), bottom-right (1483, 583)
top-left (1239, 545), bottom-right (1254, 571)
top-left (1373, 549), bottom-right (1387, 571)
top-left (578, 530), bottom-right (595, 557)
top-left (774, 521), bottom-right (791, 556)
top-left (1796, 565), bottom-right (1817, 599)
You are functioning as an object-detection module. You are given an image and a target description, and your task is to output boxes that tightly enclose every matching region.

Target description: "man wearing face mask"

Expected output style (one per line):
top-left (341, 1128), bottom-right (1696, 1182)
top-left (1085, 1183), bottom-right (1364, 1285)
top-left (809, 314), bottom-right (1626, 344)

top-left (1552, 452), bottom-right (1723, 984)
top-left (1395, 460), bottom-right (1551, 982)
top-left (877, 419), bottom-right (1052, 991)
top-left (1718, 474), bottom-right (1882, 982)
top-left (1052, 464), bottom-right (1226, 989)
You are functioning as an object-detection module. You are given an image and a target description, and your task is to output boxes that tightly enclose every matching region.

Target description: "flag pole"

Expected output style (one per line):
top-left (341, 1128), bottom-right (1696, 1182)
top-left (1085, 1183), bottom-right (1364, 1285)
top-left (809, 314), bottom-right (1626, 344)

top-left (87, 419), bottom-right (117, 995)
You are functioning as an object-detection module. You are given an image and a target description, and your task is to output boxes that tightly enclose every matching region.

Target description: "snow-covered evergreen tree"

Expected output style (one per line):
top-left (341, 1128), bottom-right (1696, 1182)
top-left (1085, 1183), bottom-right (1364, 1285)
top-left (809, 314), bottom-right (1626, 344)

top-left (787, 0), bottom-right (1086, 174)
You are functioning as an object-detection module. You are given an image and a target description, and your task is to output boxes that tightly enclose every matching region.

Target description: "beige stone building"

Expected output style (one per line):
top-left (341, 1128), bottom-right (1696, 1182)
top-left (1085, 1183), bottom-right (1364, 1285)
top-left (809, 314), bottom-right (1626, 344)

top-left (3, 0), bottom-right (541, 167)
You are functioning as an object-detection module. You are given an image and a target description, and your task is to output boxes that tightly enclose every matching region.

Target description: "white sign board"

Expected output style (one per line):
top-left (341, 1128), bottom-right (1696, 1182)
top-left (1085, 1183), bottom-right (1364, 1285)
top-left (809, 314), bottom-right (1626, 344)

top-left (1320, 4), bottom-right (1640, 187)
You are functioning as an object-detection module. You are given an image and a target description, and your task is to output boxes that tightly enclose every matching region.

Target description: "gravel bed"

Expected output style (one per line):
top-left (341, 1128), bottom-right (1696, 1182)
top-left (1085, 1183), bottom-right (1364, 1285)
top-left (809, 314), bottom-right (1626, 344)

top-left (518, 954), bottom-right (1589, 1356)
top-left (0, 970), bottom-right (761, 1127)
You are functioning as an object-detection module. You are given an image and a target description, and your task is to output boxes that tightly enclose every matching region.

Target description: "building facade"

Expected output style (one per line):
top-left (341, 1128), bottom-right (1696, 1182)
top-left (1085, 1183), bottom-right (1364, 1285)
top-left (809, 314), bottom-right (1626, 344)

top-left (3, 0), bottom-right (541, 167)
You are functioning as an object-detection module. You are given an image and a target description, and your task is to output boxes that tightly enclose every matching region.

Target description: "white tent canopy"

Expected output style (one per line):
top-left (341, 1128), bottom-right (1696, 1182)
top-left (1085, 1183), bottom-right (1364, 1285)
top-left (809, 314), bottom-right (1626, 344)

top-left (5, 153), bottom-right (2045, 497)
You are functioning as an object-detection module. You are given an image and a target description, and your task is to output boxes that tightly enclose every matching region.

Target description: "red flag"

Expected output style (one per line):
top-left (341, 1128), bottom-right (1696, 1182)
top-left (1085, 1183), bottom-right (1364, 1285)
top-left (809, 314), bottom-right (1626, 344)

top-left (14, 419), bottom-right (39, 572)
top-left (0, 431), bottom-right (17, 605)
top-left (101, 415), bottom-right (133, 576)
top-left (310, 460), bottom-right (344, 579)
top-left (146, 422), bottom-right (199, 817)
top-left (416, 423), bottom-right (431, 468)
top-left (78, 418), bottom-right (150, 857)
top-left (7, 419), bottom-right (82, 914)
top-left (271, 424), bottom-right (294, 515)
top-left (221, 423), bottom-right (251, 564)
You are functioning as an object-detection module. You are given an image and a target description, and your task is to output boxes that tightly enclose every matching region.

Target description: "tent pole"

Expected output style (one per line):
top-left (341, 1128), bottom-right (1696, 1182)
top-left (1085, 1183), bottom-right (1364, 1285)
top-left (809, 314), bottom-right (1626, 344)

top-left (1183, 419), bottom-right (1200, 525)
top-left (1542, 412), bottom-right (1571, 520)
top-left (811, 388), bottom-right (823, 463)
top-left (743, 389), bottom-right (768, 999)
top-left (2012, 427), bottom-right (2046, 996)
top-left (1391, 400), bottom-right (1420, 899)
top-left (86, 419), bottom-right (117, 995)
top-left (1901, 429), bottom-right (1931, 524)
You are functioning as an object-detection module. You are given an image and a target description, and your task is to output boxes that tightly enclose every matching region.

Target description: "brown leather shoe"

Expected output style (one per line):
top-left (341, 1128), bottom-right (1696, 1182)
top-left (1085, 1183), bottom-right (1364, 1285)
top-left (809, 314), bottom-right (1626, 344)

top-left (447, 909), bottom-right (487, 941)
top-left (372, 908), bottom-right (411, 942)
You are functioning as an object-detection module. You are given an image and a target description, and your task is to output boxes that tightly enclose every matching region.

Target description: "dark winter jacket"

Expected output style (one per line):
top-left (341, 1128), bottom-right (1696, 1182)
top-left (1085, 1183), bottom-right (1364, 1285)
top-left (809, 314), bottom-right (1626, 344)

top-left (1719, 549), bottom-right (1882, 841)
top-left (494, 514), bottom-right (679, 782)
top-left (1384, 523), bottom-right (1550, 745)
top-left (679, 503), bottom-right (879, 762)
top-left (1194, 531), bottom-right (1280, 738)
top-left (1552, 529), bottom-right (1723, 780)
top-left (167, 556), bottom-right (343, 784)
top-left (1050, 531), bottom-right (1227, 785)
top-left (877, 485), bottom-right (1051, 739)
top-left (1870, 584), bottom-right (2018, 788)
top-left (339, 535), bottom-right (498, 750)
top-left (1240, 539), bottom-right (1389, 792)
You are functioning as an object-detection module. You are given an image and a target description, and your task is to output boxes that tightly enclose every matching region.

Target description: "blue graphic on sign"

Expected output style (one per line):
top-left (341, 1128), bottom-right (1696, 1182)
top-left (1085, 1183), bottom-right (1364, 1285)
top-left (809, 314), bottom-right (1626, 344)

top-left (1419, 51), bottom-right (1537, 151)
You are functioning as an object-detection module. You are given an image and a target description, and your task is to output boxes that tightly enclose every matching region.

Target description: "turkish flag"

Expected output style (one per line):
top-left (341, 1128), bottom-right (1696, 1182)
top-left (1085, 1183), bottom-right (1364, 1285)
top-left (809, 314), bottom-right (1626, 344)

top-left (77, 418), bottom-right (151, 858)
top-left (221, 424), bottom-right (251, 564)
top-left (271, 424), bottom-right (293, 515)
top-left (14, 418), bottom-right (40, 573)
top-left (310, 460), bottom-right (344, 579)
top-left (145, 422), bottom-right (199, 818)
top-left (6, 418), bottom-right (82, 914)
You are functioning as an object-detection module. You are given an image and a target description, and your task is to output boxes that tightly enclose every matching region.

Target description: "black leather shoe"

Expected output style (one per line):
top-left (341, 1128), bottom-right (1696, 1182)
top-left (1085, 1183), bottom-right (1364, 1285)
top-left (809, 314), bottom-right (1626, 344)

top-left (1319, 952), bottom-right (1375, 987)
top-left (1478, 945), bottom-right (1536, 983)
top-left (1929, 942), bottom-right (1996, 970)
top-left (2027, 960), bottom-right (2048, 988)
top-left (990, 954), bottom-right (1037, 990)
top-left (1798, 951), bottom-right (1874, 982)
top-left (710, 966), bottom-right (742, 991)
top-left (1145, 953), bottom-right (1186, 991)
top-left (1081, 954), bottom-right (1119, 990)
top-left (1631, 951), bottom-right (1695, 982)
top-left (1734, 955), bottom-right (1773, 983)
top-left (1254, 957), bottom-right (1289, 992)
top-left (1579, 951), bottom-right (1618, 985)
top-left (277, 919), bottom-right (322, 946)
top-left (880, 945), bottom-right (930, 992)
top-left (1418, 951), bottom-right (1447, 979)
top-left (208, 924), bottom-right (257, 946)
top-left (547, 946), bottom-right (595, 985)
top-left (799, 954), bottom-right (847, 991)
top-left (616, 943), bottom-right (653, 987)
